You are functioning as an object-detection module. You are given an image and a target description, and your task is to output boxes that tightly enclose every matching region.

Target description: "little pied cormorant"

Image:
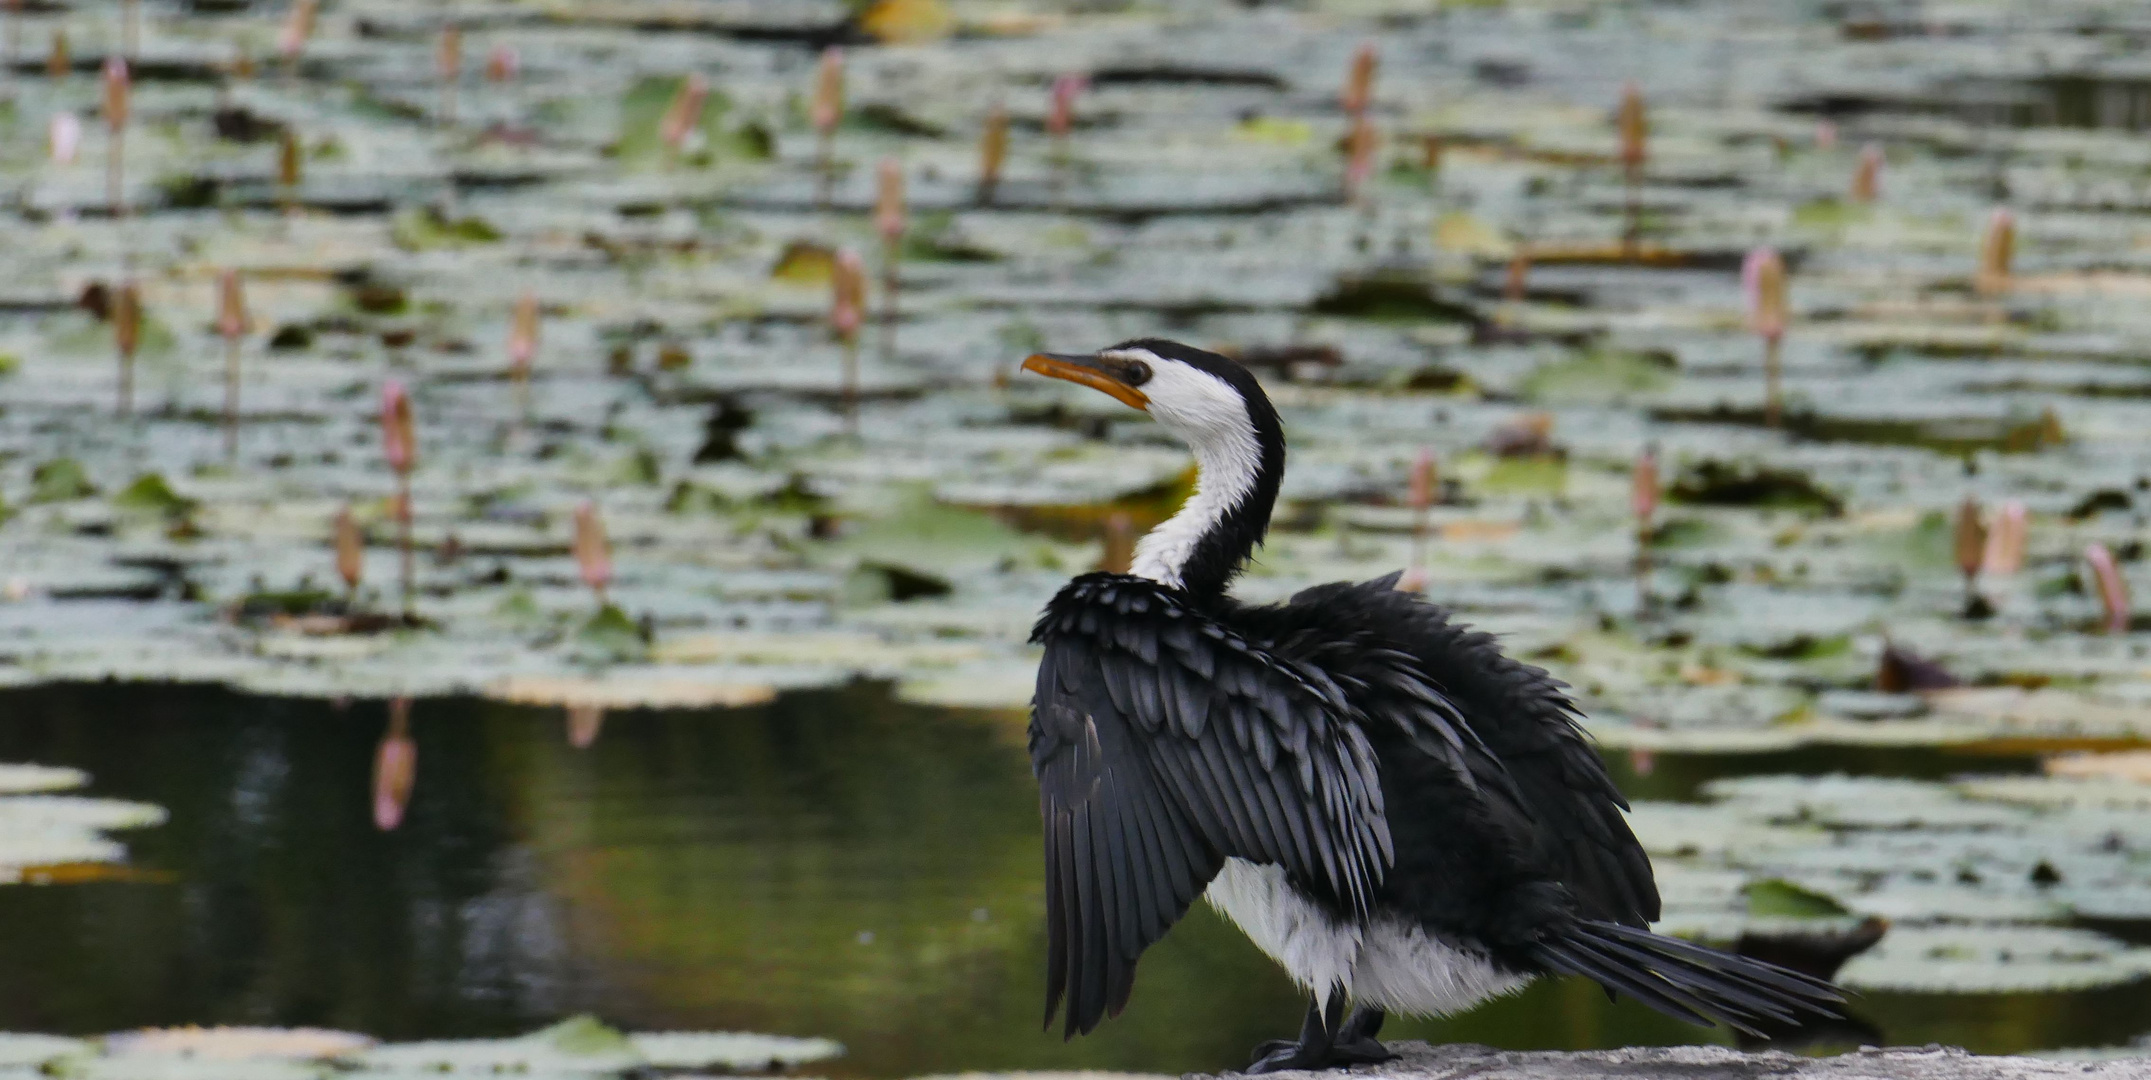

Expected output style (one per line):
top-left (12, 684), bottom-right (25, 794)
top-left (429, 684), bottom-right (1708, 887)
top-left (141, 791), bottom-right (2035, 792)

top-left (1021, 340), bottom-right (1841, 1073)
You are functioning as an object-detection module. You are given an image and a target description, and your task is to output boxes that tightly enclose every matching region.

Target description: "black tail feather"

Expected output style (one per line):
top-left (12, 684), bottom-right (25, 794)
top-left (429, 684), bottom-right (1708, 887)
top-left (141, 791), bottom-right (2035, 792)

top-left (1533, 920), bottom-right (1846, 1038)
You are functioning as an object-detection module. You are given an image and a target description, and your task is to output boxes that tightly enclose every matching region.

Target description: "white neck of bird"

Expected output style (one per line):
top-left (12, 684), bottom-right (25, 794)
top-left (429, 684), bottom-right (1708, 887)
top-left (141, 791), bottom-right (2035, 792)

top-left (1130, 419), bottom-right (1265, 589)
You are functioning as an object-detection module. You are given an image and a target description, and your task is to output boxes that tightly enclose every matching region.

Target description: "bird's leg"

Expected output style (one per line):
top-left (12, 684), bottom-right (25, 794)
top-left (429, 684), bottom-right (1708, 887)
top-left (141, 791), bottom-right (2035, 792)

top-left (1330, 1005), bottom-right (1395, 1065)
top-left (1244, 990), bottom-right (1346, 1073)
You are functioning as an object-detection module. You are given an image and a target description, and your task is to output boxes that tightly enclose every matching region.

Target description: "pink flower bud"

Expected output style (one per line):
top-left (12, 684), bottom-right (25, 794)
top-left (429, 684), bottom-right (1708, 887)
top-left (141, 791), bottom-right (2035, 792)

top-left (217, 269), bottom-right (247, 341)
top-left (1742, 246), bottom-right (1788, 343)
top-left (659, 74), bottom-right (708, 151)
top-left (279, 0), bottom-right (317, 61)
top-left (811, 46), bottom-right (844, 136)
top-left (1851, 143), bottom-right (1882, 202)
top-left (380, 380), bottom-right (415, 474)
top-left (1617, 82), bottom-right (1646, 169)
top-left (2086, 543), bottom-right (2130, 633)
top-left (1047, 73), bottom-right (1086, 140)
top-left (506, 292), bottom-right (539, 375)
top-left (574, 501), bottom-right (612, 596)
top-left (978, 104), bottom-right (1008, 192)
top-left (1977, 208), bottom-right (2015, 297)
top-left (1101, 511), bottom-right (1135, 574)
top-left (567, 705), bottom-right (604, 749)
top-left (831, 248), bottom-right (865, 341)
top-left (485, 44), bottom-right (519, 82)
top-left (113, 281), bottom-right (141, 358)
top-left (1408, 448), bottom-right (1436, 512)
top-left (1341, 43), bottom-right (1376, 116)
top-left (875, 157), bottom-right (905, 243)
top-left (1954, 497), bottom-right (1987, 581)
top-left (373, 699), bottom-right (415, 831)
top-left (1983, 499), bottom-right (2027, 576)
top-left (101, 57), bottom-right (129, 132)
top-left (437, 25), bottom-right (461, 82)
top-left (334, 504), bottom-right (363, 590)
top-left (1344, 114), bottom-right (1377, 196)
top-left (49, 112), bottom-right (80, 165)
top-left (1632, 447), bottom-right (1659, 525)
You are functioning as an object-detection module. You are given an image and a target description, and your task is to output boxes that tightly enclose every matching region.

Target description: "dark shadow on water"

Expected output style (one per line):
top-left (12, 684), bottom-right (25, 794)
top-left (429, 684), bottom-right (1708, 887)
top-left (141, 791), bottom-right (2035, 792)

top-left (1600, 742), bottom-right (2045, 804)
top-left (0, 682), bottom-right (2142, 1074)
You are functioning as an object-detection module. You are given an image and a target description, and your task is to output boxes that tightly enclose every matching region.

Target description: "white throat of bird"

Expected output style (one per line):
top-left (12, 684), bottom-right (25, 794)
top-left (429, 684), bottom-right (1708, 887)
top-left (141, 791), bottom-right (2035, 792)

top-left (1122, 352), bottom-right (1266, 590)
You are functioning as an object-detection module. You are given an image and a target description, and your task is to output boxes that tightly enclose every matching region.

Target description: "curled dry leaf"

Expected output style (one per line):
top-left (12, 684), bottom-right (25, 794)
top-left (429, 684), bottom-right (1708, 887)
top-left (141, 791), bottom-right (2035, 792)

top-left (1875, 643), bottom-right (1958, 693)
top-left (1484, 412), bottom-right (1555, 457)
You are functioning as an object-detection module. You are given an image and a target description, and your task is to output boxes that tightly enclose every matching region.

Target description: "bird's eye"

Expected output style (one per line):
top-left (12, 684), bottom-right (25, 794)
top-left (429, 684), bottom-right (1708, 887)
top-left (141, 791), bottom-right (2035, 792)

top-left (1122, 360), bottom-right (1152, 386)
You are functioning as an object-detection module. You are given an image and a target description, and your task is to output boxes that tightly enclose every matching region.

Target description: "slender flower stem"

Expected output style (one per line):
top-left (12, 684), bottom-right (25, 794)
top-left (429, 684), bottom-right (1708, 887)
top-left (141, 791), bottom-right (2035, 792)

top-left (842, 338), bottom-right (859, 437)
top-left (106, 127), bottom-right (123, 217)
top-left (396, 472), bottom-right (414, 619)
top-left (224, 338), bottom-right (241, 460)
top-left (1763, 336), bottom-right (1783, 428)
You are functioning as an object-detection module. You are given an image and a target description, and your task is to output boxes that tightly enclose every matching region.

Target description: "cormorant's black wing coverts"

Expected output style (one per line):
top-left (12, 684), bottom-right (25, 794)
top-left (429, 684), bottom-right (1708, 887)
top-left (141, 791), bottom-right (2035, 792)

top-left (1029, 574), bottom-right (1405, 1037)
top-left (1254, 575), bottom-right (1661, 928)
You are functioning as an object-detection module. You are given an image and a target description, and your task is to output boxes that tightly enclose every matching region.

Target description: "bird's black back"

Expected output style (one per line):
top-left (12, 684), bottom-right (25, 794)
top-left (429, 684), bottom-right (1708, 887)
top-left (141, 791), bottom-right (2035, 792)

top-left (1233, 574), bottom-right (1660, 940)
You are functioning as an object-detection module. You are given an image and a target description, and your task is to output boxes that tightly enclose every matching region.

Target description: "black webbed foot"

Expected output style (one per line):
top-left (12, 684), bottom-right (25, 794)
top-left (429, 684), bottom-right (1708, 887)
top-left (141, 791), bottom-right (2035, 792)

top-left (1242, 994), bottom-right (1393, 1073)
top-left (1327, 1006), bottom-right (1394, 1066)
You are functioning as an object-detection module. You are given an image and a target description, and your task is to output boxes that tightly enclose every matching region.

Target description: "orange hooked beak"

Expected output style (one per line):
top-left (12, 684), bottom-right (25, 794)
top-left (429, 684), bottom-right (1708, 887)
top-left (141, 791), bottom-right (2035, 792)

top-left (1022, 353), bottom-right (1150, 411)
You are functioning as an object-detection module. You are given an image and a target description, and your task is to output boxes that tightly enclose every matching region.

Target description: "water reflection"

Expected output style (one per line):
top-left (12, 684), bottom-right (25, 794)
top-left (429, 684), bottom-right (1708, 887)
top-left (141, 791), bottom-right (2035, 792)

top-left (0, 682), bottom-right (2143, 1076)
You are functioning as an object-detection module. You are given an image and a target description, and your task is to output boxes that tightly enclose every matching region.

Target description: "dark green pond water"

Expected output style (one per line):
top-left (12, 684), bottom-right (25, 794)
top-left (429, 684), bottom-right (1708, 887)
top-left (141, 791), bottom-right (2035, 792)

top-left (0, 682), bottom-right (2144, 1076)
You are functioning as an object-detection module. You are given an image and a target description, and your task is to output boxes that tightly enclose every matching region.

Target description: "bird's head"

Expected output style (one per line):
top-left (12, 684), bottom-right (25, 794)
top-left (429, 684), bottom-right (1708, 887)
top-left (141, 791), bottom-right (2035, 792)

top-left (1020, 339), bottom-right (1278, 452)
top-left (1021, 339), bottom-right (1284, 597)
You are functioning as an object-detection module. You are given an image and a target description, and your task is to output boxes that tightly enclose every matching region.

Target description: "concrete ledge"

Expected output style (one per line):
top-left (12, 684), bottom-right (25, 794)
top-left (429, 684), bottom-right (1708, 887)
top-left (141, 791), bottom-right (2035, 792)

top-left (1193, 1041), bottom-right (2145, 1079)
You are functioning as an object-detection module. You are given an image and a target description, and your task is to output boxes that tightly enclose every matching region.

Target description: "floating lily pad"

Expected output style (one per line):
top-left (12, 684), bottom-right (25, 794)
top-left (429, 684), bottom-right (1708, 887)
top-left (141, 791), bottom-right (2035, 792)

top-left (627, 1032), bottom-right (843, 1070)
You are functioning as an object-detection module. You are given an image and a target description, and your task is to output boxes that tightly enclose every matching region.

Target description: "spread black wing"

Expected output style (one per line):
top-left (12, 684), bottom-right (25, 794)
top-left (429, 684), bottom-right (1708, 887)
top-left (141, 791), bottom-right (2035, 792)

top-left (1256, 574), bottom-right (1660, 928)
top-left (1029, 574), bottom-right (1483, 1037)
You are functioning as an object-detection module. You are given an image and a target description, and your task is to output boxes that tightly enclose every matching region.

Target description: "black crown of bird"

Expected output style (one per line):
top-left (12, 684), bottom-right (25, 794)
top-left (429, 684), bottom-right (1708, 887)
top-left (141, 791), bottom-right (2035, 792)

top-left (1021, 340), bottom-right (1843, 1073)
